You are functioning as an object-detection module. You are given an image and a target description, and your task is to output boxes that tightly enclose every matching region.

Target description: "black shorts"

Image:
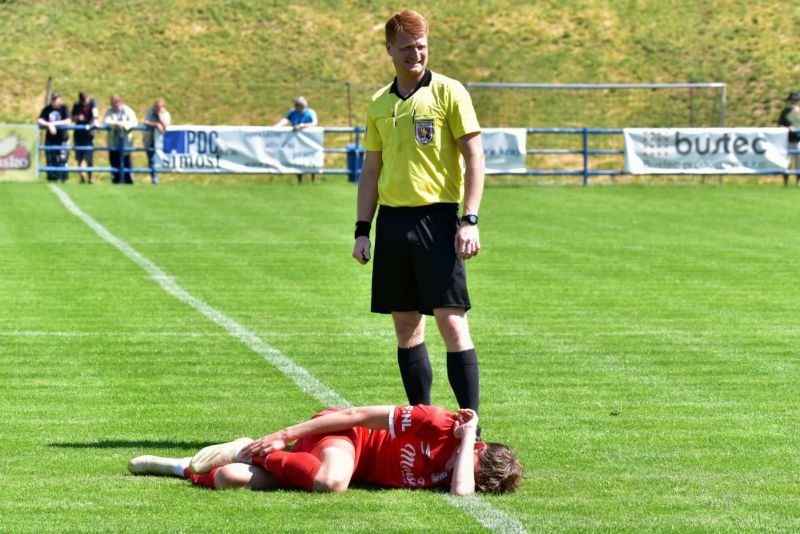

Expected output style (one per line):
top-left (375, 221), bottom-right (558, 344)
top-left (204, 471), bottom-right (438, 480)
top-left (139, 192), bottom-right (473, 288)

top-left (371, 203), bottom-right (470, 315)
top-left (73, 132), bottom-right (94, 165)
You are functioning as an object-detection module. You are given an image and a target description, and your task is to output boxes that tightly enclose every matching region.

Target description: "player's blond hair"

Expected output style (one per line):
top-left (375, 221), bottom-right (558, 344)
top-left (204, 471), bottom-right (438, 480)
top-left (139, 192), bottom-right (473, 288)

top-left (475, 443), bottom-right (523, 494)
top-left (385, 10), bottom-right (429, 44)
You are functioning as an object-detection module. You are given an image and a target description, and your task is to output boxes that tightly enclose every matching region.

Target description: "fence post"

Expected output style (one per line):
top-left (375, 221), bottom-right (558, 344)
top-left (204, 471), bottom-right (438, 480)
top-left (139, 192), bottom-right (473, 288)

top-left (346, 129), bottom-right (364, 184)
top-left (582, 128), bottom-right (589, 186)
top-left (118, 128), bottom-right (127, 184)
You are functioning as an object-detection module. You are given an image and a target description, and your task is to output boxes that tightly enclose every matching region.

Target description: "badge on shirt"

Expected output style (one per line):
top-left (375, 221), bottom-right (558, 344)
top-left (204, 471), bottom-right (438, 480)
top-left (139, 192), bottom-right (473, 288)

top-left (415, 119), bottom-right (434, 145)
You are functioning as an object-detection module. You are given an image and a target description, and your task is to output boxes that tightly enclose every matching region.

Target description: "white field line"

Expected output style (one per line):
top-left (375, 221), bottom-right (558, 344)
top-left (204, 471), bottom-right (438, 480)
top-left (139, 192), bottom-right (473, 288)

top-left (49, 184), bottom-right (527, 534)
top-left (1, 330), bottom-right (394, 338)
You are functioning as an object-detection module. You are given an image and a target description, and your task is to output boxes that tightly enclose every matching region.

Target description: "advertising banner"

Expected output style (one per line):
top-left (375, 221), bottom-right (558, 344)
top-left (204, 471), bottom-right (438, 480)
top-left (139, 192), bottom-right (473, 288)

top-left (482, 128), bottom-right (527, 174)
top-left (624, 128), bottom-right (788, 174)
top-left (0, 124), bottom-right (38, 182)
top-left (155, 126), bottom-right (324, 174)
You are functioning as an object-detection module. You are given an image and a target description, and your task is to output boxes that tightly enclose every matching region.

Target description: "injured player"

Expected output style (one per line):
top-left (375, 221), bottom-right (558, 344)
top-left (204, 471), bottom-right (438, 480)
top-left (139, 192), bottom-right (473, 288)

top-left (128, 405), bottom-right (522, 495)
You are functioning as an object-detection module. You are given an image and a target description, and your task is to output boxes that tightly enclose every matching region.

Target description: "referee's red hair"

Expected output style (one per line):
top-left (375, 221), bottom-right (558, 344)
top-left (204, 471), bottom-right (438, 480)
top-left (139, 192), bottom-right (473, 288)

top-left (385, 10), bottom-right (428, 43)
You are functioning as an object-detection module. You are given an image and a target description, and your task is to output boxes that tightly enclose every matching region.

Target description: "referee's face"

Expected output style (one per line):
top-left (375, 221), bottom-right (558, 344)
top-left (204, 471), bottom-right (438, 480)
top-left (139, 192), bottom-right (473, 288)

top-left (387, 31), bottom-right (428, 79)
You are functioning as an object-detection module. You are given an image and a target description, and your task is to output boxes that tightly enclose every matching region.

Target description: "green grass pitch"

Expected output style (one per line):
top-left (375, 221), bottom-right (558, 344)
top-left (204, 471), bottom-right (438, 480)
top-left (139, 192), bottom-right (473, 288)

top-left (1, 181), bottom-right (800, 532)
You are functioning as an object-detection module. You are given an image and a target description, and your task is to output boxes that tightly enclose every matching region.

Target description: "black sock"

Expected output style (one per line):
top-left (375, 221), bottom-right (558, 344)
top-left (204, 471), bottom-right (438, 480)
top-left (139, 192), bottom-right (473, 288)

top-left (446, 349), bottom-right (480, 413)
top-left (397, 342), bottom-right (432, 405)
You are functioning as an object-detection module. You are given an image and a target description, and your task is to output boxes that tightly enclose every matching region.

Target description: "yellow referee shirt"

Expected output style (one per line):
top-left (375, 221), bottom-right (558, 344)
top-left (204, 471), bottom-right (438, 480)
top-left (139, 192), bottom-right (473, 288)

top-left (364, 70), bottom-right (480, 207)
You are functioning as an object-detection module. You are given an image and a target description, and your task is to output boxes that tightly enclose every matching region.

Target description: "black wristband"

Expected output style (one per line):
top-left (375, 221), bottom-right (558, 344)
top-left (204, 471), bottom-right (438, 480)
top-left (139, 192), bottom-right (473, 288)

top-left (354, 221), bottom-right (371, 239)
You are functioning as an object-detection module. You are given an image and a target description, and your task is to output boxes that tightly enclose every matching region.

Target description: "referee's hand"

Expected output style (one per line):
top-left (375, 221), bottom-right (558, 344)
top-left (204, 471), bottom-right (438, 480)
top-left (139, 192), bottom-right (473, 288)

top-left (456, 224), bottom-right (480, 260)
top-left (353, 236), bottom-right (371, 265)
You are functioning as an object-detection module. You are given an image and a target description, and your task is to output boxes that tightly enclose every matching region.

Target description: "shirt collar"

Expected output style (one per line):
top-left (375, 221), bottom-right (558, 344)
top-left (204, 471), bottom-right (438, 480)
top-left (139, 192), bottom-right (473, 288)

top-left (390, 69), bottom-right (432, 101)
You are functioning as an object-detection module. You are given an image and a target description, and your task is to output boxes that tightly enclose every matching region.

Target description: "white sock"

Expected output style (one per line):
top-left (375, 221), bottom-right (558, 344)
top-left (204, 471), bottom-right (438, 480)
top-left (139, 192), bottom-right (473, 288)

top-left (172, 457), bottom-right (191, 477)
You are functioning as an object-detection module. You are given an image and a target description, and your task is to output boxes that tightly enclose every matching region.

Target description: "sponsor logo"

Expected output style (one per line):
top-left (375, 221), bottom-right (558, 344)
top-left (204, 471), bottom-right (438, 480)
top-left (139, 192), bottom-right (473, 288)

top-left (674, 132), bottom-right (766, 156)
top-left (420, 442), bottom-right (431, 458)
top-left (160, 130), bottom-right (222, 170)
top-left (0, 133), bottom-right (31, 170)
top-left (400, 406), bottom-right (413, 432)
top-left (431, 471), bottom-right (448, 484)
top-left (415, 119), bottom-right (434, 145)
top-left (399, 443), bottom-right (418, 487)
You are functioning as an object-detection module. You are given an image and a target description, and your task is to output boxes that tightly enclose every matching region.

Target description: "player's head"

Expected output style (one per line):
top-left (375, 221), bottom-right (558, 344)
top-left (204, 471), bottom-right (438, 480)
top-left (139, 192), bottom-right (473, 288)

top-left (789, 92), bottom-right (800, 106)
top-left (474, 443), bottom-right (523, 494)
top-left (153, 97), bottom-right (166, 111)
top-left (385, 10), bottom-right (428, 78)
top-left (294, 96), bottom-right (308, 112)
top-left (110, 94), bottom-right (123, 111)
top-left (50, 92), bottom-right (62, 107)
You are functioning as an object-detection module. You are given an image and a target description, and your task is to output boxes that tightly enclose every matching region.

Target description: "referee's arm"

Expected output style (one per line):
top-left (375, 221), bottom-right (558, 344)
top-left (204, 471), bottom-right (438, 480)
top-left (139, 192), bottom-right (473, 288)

top-left (353, 150), bottom-right (383, 264)
top-left (456, 132), bottom-right (485, 260)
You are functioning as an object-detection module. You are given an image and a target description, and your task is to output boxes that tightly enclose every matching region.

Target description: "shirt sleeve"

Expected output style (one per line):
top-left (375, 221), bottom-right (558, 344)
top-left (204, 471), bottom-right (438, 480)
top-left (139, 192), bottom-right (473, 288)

top-left (389, 405), bottom-right (456, 441)
top-left (363, 104), bottom-right (382, 152)
top-left (446, 81), bottom-right (480, 139)
top-left (306, 109), bottom-right (317, 125)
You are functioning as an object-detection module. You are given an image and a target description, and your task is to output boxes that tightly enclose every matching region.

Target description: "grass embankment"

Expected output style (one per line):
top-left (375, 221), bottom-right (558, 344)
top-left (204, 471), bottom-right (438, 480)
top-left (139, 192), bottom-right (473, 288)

top-left (1, 0), bottom-right (799, 128)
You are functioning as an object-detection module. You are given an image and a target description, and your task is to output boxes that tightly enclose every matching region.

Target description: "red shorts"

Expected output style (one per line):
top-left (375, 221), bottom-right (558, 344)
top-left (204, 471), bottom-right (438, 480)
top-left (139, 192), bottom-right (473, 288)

top-left (290, 408), bottom-right (370, 472)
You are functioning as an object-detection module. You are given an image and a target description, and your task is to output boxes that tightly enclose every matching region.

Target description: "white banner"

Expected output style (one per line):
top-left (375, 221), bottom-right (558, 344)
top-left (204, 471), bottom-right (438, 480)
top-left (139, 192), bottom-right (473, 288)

top-left (624, 128), bottom-right (789, 174)
top-left (482, 128), bottom-right (527, 173)
top-left (0, 124), bottom-right (38, 182)
top-left (155, 126), bottom-right (324, 173)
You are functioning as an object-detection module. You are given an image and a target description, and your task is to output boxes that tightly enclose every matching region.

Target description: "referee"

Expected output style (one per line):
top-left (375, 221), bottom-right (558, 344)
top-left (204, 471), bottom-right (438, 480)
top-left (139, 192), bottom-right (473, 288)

top-left (352, 10), bottom-right (485, 421)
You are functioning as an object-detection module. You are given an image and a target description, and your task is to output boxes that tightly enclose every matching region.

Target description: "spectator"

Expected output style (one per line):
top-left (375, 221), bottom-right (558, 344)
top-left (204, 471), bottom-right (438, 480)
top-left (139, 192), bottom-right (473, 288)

top-left (274, 96), bottom-right (318, 184)
top-left (142, 98), bottom-right (171, 185)
top-left (778, 92), bottom-right (800, 186)
top-left (36, 92), bottom-right (71, 182)
top-left (71, 91), bottom-right (99, 184)
top-left (103, 94), bottom-right (138, 185)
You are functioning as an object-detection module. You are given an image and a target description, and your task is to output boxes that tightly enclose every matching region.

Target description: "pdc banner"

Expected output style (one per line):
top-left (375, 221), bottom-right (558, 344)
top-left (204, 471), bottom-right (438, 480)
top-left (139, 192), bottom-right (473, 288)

top-left (482, 128), bottom-right (527, 174)
top-left (624, 128), bottom-right (789, 174)
top-left (0, 124), bottom-right (38, 182)
top-left (155, 126), bottom-right (324, 174)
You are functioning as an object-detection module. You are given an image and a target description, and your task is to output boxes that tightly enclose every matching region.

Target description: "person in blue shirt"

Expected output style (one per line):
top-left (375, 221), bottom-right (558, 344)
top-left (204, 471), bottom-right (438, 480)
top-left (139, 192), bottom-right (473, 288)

top-left (275, 96), bottom-right (318, 184)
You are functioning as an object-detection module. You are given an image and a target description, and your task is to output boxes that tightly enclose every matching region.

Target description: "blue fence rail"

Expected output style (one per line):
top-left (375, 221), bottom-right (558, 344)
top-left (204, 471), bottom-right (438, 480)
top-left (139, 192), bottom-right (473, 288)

top-left (38, 124), bottom-right (367, 182)
top-left (38, 125), bottom-right (799, 185)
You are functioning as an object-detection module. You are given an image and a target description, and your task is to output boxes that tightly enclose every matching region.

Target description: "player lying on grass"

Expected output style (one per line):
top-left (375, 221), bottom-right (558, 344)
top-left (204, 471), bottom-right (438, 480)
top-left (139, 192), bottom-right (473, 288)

top-left (129, 405), bottom-right (522, 495)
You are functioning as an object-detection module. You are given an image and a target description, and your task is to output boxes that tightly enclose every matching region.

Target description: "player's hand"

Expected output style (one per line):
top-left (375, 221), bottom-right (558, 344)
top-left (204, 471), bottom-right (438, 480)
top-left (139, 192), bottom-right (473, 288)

top-left (237, 433), bottom-right (287, 460)
top-left (455, 224), bottom-right (480, 260)
top-left (352, 236), bottom-right (371, 264)
top-left (452, 408), bottom-right (479, 439)
top-left (47, 124), bottom-right (57, 136)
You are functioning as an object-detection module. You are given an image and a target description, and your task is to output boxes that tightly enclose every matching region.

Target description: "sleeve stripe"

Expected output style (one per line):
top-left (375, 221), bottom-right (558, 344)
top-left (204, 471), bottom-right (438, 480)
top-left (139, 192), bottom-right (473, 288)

top-left (388, 406), bottom-right (396, 439)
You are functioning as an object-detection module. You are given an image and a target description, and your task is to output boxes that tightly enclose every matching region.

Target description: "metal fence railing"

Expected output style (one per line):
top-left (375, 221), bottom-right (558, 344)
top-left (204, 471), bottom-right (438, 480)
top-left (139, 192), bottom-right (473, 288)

top-left (38, 124), bottom-right (367, 182)
top-left (38, 125), bottom-right (800, 186)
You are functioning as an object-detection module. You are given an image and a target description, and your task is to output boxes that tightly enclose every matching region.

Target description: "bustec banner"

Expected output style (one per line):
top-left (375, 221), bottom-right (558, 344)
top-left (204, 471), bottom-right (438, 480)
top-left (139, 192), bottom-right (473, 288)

top-left (482, 128), bottom-right (527, 174)
top-left (155, 126), bottom-right (324, 174)
top-left (624, 128), bottom-right (789, 174)
top-left (0, 124), bottom-right (38, 182)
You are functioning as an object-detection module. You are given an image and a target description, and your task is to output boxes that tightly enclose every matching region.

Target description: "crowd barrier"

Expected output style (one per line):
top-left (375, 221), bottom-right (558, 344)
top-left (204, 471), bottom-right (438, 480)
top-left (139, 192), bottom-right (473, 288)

top-left (37, 124), bottom-right (367, 182)
top-left (35, 125), bottom-right (800, 186)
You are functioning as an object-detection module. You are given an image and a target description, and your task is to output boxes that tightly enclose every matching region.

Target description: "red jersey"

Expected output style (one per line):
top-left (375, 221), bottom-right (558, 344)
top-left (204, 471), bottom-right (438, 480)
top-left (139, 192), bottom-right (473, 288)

top-left (353, 405), bottom-right (460, 489)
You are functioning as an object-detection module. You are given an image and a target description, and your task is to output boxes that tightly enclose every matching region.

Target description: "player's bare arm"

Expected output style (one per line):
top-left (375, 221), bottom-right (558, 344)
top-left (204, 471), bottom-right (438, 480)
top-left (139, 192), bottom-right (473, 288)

top-left (352, 150), bottom-right (383, 264)
top-left (239, 405), bottom-right (392, 459)
top-left (455, 132), bottom-right (485, 260)
top-left (450, 408), bottom-right (479, 496)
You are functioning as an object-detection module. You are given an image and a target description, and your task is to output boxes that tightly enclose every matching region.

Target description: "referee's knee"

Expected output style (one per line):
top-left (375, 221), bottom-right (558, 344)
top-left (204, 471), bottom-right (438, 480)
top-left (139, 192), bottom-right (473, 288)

top-left (435, 314), bottom-right (472, 349)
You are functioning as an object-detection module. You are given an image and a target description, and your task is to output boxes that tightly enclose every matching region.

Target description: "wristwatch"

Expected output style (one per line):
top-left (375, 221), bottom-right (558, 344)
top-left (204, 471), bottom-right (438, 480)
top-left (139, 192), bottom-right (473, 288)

top-left (460, 214), bottom-right (479, 226)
